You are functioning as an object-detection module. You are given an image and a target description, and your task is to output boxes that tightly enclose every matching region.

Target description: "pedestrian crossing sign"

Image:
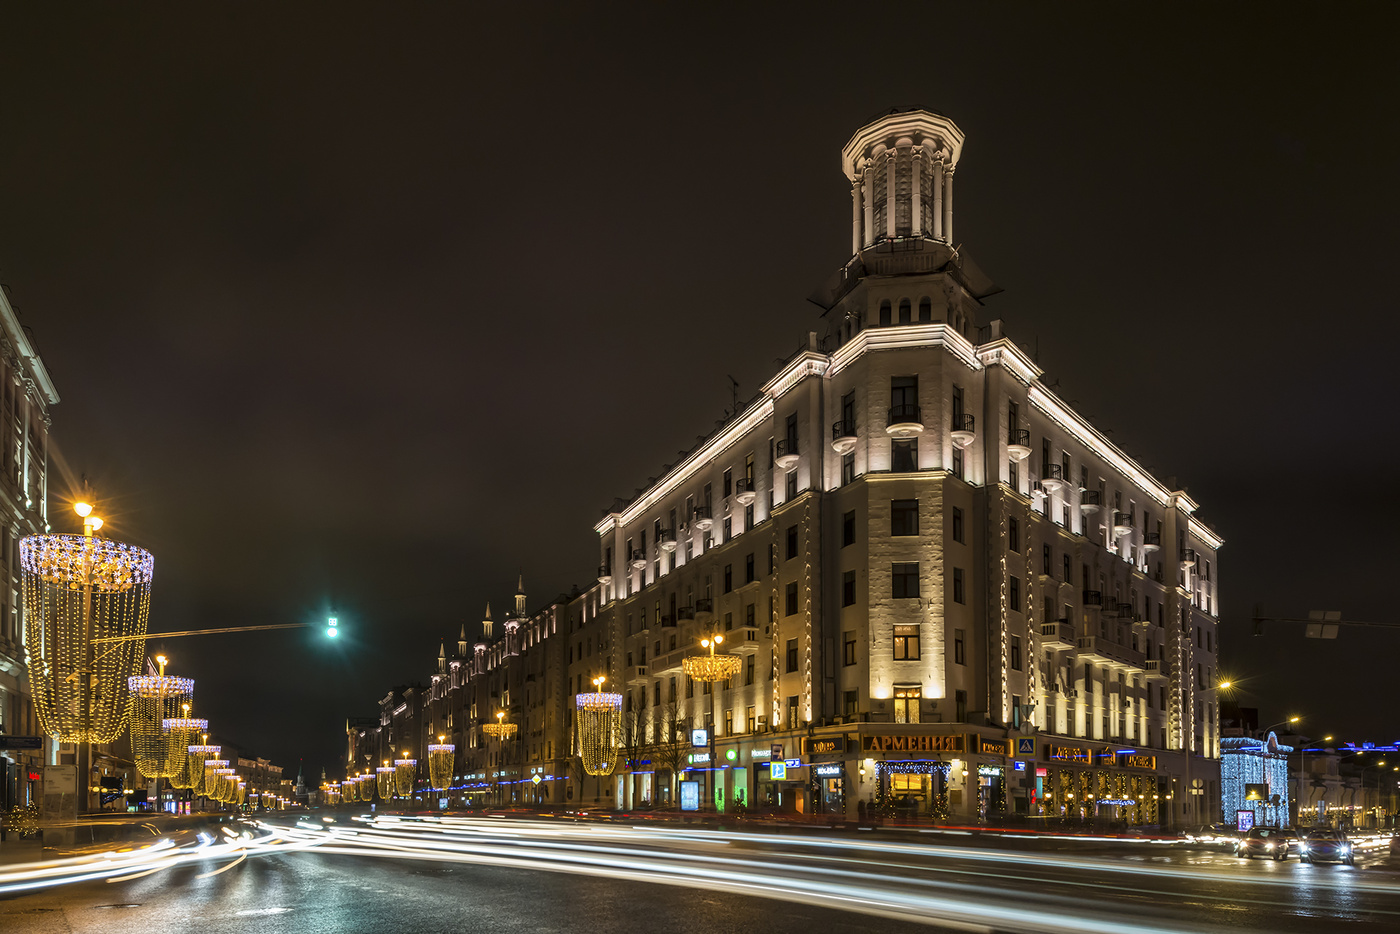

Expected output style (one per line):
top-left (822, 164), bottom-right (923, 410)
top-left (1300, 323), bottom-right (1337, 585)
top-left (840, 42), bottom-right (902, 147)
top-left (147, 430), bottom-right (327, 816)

top-left (1015, 737), bottom-right (1036, 757)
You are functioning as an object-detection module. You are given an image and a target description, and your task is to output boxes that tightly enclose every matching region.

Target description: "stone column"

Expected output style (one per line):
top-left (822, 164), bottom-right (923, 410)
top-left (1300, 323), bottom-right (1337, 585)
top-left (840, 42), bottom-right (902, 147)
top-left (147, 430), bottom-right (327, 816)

top-left (850, 177), bottom-right (863, 255)
top-left (884, 148), bottom-right (898, 239)
top-left (932, 158), bottom-right (944, 241)
top-left (862, 159), bottom-right (875, 248)
top-left (944, 165), bottom-right (955, 245)
top-left (910, 147), bottom-right (923, 237)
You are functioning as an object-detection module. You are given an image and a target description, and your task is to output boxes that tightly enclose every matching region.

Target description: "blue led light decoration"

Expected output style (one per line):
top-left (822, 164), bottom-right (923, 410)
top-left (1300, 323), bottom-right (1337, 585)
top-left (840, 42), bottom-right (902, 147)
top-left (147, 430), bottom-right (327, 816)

top-left (874, 759), bottom-right (952, 815)
top-left (1222, 732), bottom-right (1292, 827)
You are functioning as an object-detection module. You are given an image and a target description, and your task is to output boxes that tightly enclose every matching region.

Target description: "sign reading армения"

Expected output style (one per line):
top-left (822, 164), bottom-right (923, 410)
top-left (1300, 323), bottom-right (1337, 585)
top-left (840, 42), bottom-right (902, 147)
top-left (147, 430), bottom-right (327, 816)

top-left (862, 734), bottom-right (965, 754)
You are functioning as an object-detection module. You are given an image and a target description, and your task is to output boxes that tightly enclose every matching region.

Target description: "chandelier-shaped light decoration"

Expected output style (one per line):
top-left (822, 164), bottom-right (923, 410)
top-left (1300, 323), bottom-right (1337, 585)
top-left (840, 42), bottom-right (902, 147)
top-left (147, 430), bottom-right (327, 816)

top-left (394, 759), bottom-right (416, 797)
top-left (324, 783), bottom-right (340, 805)
top-left (20, 534), bottom-right (155, 743)
top-left (236, 781), bottom-right (247, 807)
top-left (162, 717), bottom-right (207, 788)
top-left (188, 745), bottom-right (220, 794)
top-left (129, 673), bottom-right (195, 779)
top-left (428, 743), bottom-right (455, 792)
top-left (376, 766), bottom-right (395, 800)
top-left (201, 759), bottom-right (229, 797)
top-left (682, 633), bottom-right (743, 683)
top-left (575, 690), bottom-right (622, 777)
top-left (341, 778), bottom-right (357, 803)
top-left (211, 768), bottom-right (237, 804)
top-left (359, 773), bottom-right (376, 801)
top-left (482, 712), bottom-right (518, 742)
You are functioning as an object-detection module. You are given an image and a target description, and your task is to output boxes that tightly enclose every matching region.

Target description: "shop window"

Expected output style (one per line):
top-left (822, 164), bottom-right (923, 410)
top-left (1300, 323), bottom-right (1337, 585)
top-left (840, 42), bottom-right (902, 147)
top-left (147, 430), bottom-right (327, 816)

top-left (894, 685), bottom-right (921, 724)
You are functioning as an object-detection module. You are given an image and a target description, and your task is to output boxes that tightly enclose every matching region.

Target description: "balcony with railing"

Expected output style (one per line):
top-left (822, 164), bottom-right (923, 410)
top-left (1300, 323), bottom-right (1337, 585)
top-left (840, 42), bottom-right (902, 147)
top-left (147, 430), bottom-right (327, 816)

top-left (658, 614), bottom-right (676, 628)
top-left (1041, 462), bottom-right (1065, 493)
top-left (1076, 635), bottom-right (1145, 670)
top-left (694, 598), bottom-right (714, 619)
top-left (831, 419), bottom-right (858, 455)
top-left (1007, 428), bottom-right (1031, 462)
top-left (735, 476), bottom-right (757, 505)
top-left (774, 439), bottom-right (800, 471)
top-left (886, 404), bottom-right (923, 438)
top-left (1144, 659), bottom-right (1168, 681)
top-left (658, 528), bottom-right (677, 553)
top-left (725, 627), bottom-right (762, 654)
top-left (951, 413), bottom-right (975, 449)
top-left (597, 564), bottom-right (612, 584)
top-left (1143, 531), bottom-right (1161, 553)
top-left (1181, 548), bottom-right (1198, 568)
top-left (629, 549), bottom-right (647, 570)
top-left (624, 665), bottom-right (650, 685)
top-left (1112, 512), bottom-right (1134, 538)
top-left (1080, 488), bottom-right (1102, 516)
top-left (692, 505), bottom-right (714, 532)
top-left (1082, 590), bottom-right (1103, 607)
top-left (677, 605), bottom-right (696, 622)
top-left (1040, 620), bottom-right (1076, 650)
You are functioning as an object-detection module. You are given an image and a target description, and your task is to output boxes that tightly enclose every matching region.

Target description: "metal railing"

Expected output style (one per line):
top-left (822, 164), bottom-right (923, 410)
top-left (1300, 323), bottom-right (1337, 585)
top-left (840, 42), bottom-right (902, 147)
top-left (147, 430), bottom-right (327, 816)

top-left (953, 413), bottom-right (974, 433)
top-left (887, 404), bottom-right (922, 426)
top-left (831, 419), bottom-right (857, 440)
top-left (1008, 428), bottom-right (1030, 448)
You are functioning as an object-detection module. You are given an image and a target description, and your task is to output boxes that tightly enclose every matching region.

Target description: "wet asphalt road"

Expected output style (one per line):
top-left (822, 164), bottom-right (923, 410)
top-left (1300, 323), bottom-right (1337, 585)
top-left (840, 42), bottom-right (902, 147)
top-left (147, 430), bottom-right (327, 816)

top-left (3, 816), bottom-right (1400, 933)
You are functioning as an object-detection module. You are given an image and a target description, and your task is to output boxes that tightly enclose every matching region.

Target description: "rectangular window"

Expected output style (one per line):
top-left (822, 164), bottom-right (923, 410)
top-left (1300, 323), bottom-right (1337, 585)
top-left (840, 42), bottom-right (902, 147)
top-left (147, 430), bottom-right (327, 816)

top-left (1011, 635), bottom-right (1022, 670)
top-left (953, 567), bottom-right (965, 604)
top-left (894, 685), bottom-right (921, 724)
top-left (891, 562), bottom-right (920, 598)
top-left (745, 603), bottom-right (755, 626)
top-left (843, 630), bottom-right (856, 666)
top-left (1063, 553), bottom-right (1071, 582)
top-left (842, 510), bottom-right (856, 546)
top-left (786, 525), bottom-right (798, 559)
top-left (891, 499), bottom-right (918, 536)
top-left (955, 629), bottom-right (966, 665)
top-left (785, 581), bottom-right (798, 615)
top-left (723, 467), bottom-right (732, 498)
top-left (1009, 516), bottom-right (1019, 552)
top-left (745, 655), bottom-right (754, 685)
top-left (787, 695), bottom-right (799, 728)
top-left (722, 516), bottom-right (732, 542)
top-left (842, 570), bottom-right (856, 607)
top-left (1010, 576), bottom-right (1021, 611)
top-left (1043, 544), bottom-right (1052, 576)
top-left (747, 705), bottom-right (757, 732)
top-left (724, 710), bottom-right (733, 736)
top-left (723, 565), bottom-right (733, 593)
top-left (952, 445), bottom-right (963, 479)
top-left (785, 470), bottom-right (798, 500)
top-left (724, 612), bottom-right (733, 631)
top-left (841, 452), bottom-right (855, 485)
top-left (893, 624), bottom-right (920, 660)
top-left (955, 689), bottom-right (967, 721)
top-left (745, 552), bottom-right (755, 584)
top-left (952, 507), bottom-right (964, 543)
top-left (892, 439), bottom-right (918, 472)
top-left (786, 639), bottom-right (798, 672)
top-left (843, 690), bottom-right (858, 717)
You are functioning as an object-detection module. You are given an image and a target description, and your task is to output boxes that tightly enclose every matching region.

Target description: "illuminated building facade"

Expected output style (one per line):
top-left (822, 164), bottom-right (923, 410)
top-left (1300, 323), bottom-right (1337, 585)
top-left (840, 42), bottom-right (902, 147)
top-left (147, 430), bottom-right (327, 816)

top-left (581, 109), bottom-right (1222, 826)
top-left (0, 283), bottom-right (57, 819)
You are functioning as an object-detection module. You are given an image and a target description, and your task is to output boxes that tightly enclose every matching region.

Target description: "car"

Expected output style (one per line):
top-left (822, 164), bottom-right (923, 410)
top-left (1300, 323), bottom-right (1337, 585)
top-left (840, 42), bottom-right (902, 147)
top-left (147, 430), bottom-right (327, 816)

top-left (1299, 829), bottom-right (1354, 865)
top-left (1235, 826), bottom-right (1297, 860)
top-left (1181, 825), bottom-right (1220, 844)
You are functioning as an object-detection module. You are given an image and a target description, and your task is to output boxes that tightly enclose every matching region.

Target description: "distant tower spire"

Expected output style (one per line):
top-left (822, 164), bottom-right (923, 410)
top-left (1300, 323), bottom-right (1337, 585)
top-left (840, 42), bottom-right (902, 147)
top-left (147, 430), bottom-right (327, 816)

top-left (482, 602), bottom-right (494, 640)
top-left (515, 574), bottom-right (527, 618)
top-left (458, 622), bottom-right (468, 657)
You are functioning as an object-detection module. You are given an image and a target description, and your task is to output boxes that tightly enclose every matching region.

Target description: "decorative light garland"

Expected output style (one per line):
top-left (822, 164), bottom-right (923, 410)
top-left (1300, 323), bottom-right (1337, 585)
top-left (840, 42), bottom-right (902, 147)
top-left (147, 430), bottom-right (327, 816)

top-left (428, 744), bottom-right (456, 793)
top-left (201, 759), bottom-right (229, 797)
top-left (394, 759), bottom-right (417, 797)
top-left (128, 674), bottom-right (194, 779)
top-left (681, 633), bottom-right (743, 683)
top-left (376, 766), bottom-right (395, 800)
top-left (576, 691), bottom-right (622, 777)
top-left (20, 533), bottom-right (154, 743)
top-left (187, 745), bottom-right (220, 794)
top-left (162, 717), bottom-right (207, 788)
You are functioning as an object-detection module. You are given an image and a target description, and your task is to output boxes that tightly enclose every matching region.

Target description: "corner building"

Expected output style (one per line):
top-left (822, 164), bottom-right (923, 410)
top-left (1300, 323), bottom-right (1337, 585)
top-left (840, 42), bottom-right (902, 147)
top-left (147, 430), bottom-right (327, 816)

top-left (586, 109), bottom-right (1222, 827)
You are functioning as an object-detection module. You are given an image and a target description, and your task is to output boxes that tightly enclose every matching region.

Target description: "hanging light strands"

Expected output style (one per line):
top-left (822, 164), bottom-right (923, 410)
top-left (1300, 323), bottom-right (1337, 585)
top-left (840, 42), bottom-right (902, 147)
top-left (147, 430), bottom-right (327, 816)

top-left (376, 765), bottom-right (395, 800)
top-left (20, 524), bottom-right (155, 743)
top-left (162, 714), bottom-right (207, 788)
top-left (128, 655), bottom-right (194, 780)
top-left (394, 758), bottom-right (417, 798)
top-left (576, 675), bottom-right (622, 777)
top-left (429, 737), bottom-right (455, 793)
top-left (201, 759), bottom-right (228, 798)
top-left (682, 632), bottom-right (743, 683)
top-left (187, 743), bottom-right (220, 795)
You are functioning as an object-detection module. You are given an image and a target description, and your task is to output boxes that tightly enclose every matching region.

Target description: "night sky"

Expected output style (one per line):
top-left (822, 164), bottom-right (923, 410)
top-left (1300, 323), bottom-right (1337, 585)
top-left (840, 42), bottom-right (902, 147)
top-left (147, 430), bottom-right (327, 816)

top-left (1, 7), bottom-right (1395, 778)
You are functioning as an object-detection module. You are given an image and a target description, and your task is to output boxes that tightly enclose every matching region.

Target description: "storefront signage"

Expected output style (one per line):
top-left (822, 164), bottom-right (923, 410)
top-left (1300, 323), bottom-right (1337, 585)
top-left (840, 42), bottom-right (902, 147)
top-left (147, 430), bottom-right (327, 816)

top-left (1098, 798), bottom-right (1135, 806)
top-left (862, 734), bottom-right (965, 754)
top-left (814, 764), bottom-right (842, 777)
top-left (680, 781), bottom-right (700, 811)
top-left (1051, 746), bottom-right (1091, 763)
top-left (692, 729), bottom-right (709, 747)
top-left (0, 735), bottom-right (42, 750)
top-left (977, 765), bottom-right (1002, 776)
top-left (751, 748), bottom-right (771, 758)
top-left (1118, 753), bottom-right (1157, 770)
top-left (689, 752), bottom-right (710, 764)
top-left (802, 736), bottom-right (846, 756)
top-left (978, 738), bottom-right (1010, 757)
top-left (784, 758), bottom-right (802, 768)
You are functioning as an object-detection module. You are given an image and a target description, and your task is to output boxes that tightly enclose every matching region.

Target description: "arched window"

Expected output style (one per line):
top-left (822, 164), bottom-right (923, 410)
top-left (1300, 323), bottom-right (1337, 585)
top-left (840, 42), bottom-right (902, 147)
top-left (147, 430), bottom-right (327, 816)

top-left (898, 299), bottom-right (911, 325)
top-left (879, 300), bottom-right (891, 327)
top-left (919, 297), bottom-right (932, 322)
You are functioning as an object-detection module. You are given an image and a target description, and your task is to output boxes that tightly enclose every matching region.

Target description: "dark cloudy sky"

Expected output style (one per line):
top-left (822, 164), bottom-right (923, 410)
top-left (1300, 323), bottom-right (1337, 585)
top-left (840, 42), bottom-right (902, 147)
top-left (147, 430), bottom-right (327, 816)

top-left (1, 6), bottom-right (1395, 777)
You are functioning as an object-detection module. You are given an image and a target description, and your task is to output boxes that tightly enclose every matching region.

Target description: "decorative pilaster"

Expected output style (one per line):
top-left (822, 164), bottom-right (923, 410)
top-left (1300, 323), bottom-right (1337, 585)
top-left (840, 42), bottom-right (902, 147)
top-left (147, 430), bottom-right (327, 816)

top-left (932, 157), bottom-right (945, 240)
top-left (850, 177), bottom-right (863, 255)
top-left (884, 148), bottom-right (898, 239)
top-left (910, 147), bottom-right (923, 237)
top-left (943, 164), bottom-right (955, 245)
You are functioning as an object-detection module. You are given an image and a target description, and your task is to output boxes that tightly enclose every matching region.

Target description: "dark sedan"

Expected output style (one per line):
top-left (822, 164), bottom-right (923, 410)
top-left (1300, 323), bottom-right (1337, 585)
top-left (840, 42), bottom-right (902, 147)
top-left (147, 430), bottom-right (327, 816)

top-left (1299, 830), bottom-right (1354, 865)
top-left (1235, 826), bottom-right (1296, 860)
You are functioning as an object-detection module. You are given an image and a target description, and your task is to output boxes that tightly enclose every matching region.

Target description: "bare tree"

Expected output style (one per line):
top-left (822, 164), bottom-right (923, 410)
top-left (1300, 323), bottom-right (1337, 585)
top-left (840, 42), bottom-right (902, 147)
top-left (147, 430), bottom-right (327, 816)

top-left (652, 697), bottom-right (690, 809)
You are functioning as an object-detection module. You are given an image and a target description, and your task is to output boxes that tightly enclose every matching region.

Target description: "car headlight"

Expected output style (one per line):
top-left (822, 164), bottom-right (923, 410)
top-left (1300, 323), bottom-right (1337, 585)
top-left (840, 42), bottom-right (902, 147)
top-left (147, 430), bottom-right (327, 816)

top-left (1341, 844), bottom-right (1351, 852)
top-left (1299, 844), bottom-right (1309, 853)
top-left (1265, 843), bottom-right (1273, 849)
